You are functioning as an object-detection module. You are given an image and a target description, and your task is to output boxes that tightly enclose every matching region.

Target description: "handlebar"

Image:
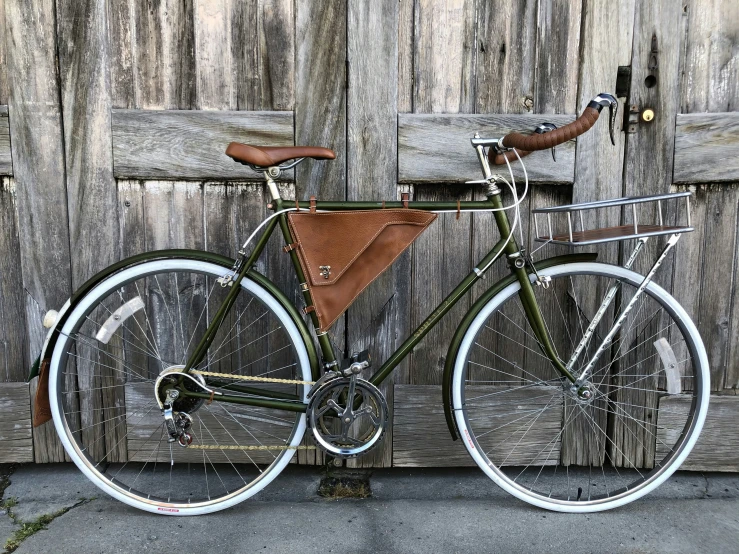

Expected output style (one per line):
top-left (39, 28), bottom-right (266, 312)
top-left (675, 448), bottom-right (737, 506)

top-left (488, 93), bottom-right (618, 166)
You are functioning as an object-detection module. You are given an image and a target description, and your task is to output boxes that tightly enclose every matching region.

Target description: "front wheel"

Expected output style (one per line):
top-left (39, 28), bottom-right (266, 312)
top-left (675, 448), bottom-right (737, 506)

top-left (49, 258), bottom-right (313, 515)
top-left (452, 262), bottom-right (709, 512)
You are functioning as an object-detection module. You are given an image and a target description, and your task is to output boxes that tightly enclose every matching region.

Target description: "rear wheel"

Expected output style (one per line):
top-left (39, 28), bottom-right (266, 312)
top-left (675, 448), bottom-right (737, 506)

top-left (452, 262), bottom-right (709, 512)
top-left (49, 258), bottom-right (312, 515)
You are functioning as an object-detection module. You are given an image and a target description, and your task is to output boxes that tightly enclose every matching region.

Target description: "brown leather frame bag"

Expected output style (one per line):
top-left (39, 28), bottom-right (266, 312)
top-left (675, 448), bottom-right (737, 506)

top-left (287, 208), bottom-right (437, 332)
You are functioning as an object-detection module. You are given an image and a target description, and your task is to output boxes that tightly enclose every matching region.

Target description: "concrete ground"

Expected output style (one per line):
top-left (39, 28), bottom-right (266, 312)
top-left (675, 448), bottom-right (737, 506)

top-left (0, 464), bottom-right (737, 554)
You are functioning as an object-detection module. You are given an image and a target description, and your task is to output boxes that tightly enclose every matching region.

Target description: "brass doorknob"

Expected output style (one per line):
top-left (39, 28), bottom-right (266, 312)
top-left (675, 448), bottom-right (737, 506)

top-left (641, 108), bottom-right (655, 122)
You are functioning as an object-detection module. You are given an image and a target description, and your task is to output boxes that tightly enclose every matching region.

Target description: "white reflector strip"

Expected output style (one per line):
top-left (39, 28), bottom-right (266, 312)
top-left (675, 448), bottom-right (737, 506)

top-left (654, 337), bottom-right (681, 395)
top-left (95, 296), bottom-right (145, 344)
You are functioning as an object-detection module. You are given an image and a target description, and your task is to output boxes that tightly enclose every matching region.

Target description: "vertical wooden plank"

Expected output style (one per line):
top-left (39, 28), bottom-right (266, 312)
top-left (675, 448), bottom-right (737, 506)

top-left (195, 0), bottom-right (235, 110)
top-left (410, 0), bottom-right (476, 390)
top-left (614, 0), bottom-right (684, 469)
top-left (346, 0), bottom-right (400, 468)
top-left (5, 0), bottom-right (72, 462)
top-left (623, 0), bottom-right (683, 284)
top-left (295, 0), bottom-right (346, 200)
top-left (0, 178), bottom-right (28, 382)
top-left (475, 0), bottom-right (536, 114)
top-left (472, 0), bottom-right (537, 300)
top-left (57, 0), bottom-right (119, 290)
top-left (398, 0), bottom-right (414, 113)
top-left (678, 0), bottom-right (739, 390)
top-left (233, 0), bottom-right (295, 111)
top-left (469, 1), bottom-right (537, 392)
top-left (0, 0), bottom-right (8, 105)
top-left (681, 0), bottom-right (739, 114)
top-left (108, 0), bottom-right (135, 109)
top-left (133, 0), bottom-right (196, 109)
top-left (414, 0), bottom-right (476, 113)
top-left (696, 185), bottom-right (738, 390)
top-left (534, 0), bottom-right (581, 114)
top-left (56, 0), bottom-right (123, 462)
top-left (573, 0), bottom-right (636, 266)
top-left (726, 186), bottom-right (739, 389)
top-left (294, 1), bottom-right (347, 463)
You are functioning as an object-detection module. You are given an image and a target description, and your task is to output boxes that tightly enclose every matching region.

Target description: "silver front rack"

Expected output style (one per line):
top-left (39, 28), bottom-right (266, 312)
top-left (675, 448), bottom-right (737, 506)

top-left (532, 192), bottom-right (693, 246)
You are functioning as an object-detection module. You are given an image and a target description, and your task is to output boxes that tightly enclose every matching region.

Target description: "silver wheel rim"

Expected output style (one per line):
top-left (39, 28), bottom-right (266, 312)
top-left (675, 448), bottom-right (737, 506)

top-left (50, 260), bottom-right (311, 515)
top-left (452, 262), bottom-right (709, 512)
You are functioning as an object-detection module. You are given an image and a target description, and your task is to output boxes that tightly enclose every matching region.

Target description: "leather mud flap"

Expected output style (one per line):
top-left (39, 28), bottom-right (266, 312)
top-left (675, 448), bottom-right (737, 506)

top-left (287, 209), bottom-right (437, 332)
top-left (33, 359), bottom-right (53, 427)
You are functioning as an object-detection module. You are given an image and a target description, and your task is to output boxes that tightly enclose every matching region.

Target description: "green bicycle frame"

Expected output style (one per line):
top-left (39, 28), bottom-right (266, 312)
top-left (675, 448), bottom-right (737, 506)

top-left (180, 181), bottom-right (577, 412)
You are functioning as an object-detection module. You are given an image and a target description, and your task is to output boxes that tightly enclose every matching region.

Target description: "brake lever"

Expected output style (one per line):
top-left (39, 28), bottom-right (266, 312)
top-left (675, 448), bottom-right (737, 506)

top-left (535, 122), bottom-right (558, 162)
top-left (590, 93), bottom-right (618, 146)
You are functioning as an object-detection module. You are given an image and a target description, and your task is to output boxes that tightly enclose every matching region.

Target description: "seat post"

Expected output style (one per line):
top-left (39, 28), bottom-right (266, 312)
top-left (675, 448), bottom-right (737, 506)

top-left (264, 167), bottom-right (282, 201)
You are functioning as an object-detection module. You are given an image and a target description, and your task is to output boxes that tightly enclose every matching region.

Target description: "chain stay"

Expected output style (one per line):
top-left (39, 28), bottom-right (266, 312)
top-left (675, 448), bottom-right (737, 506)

top-left (185, 371), bottom-right (316, 451)
top-left (188, 444), bottom-right (316, 451)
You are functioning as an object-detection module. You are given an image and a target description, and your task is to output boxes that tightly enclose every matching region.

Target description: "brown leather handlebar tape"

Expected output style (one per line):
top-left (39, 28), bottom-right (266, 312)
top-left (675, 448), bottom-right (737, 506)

top-left (501, 106), bottom-right (600, 151)
top-left (489, 148), bottom-right (533, 166)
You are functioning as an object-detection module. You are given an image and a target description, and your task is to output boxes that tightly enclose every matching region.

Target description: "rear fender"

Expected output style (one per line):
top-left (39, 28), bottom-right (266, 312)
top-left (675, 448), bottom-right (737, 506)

top-left (441, 253), bottom-right (598, 440)
top-left (30, 249), bottom-right (320, 381)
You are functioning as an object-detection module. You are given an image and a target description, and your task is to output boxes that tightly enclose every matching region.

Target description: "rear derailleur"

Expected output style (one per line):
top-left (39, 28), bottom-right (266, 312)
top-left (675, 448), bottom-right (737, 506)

top-left (161, 389), bottom-right (194, 447)
top-left (306, 350), bottom-right (388, 459)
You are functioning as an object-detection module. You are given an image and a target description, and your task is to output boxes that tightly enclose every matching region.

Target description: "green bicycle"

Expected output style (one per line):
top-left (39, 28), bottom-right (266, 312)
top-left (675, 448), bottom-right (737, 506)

top-left (35, 93), bottom-right (709, 515)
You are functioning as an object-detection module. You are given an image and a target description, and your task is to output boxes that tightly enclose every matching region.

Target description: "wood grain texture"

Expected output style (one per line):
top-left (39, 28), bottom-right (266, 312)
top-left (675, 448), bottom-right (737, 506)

top-left (534, 0), bottom-right (581, 114)
top-left (475, 0), bottom-right (536, 114)
top-left (392, 385), bottom-right (563, 467)
top-left (573, 0), bottom-right (635, 266)
top-left (680, 0), bottom-right (739, 113)
top-left (294, 0), bottom-right (346, 200)
top-left (233, 0), bottom-right (294, 111)
top-left (398, 114), bottom-right (576, 183)
top-left (194, 0), bottom-right (235, 110)
top-left (0, 106), bottom-right (10, 174)
top-left (0, 178), bottom-right (27, 382)
top-left (618, 0), bottom-right (684, 468)
top-left (0, 0), bottom-right (8, 105)
top-left (56, 0), bottom-right (124, 462)
top-left (414, 0), bottom-right (476, 114)
top-left (111, 110), bottom-right (294, 179)
top-left (107, 0), bottom-right (134, 109)
top-left (5, 0), bottom-right (71, 463)
top-left (657, 394), bottom-right (739, 471)
top-left (346, 0), bottom-right (401, 468)
top-left (0, 383), bottom-right (33, 462)
top-left (131, 0), bottom-right (195, 109)
top-left (694, 185), bottom-right (738, 390)
top-left (673, 113), bottom-right (739, 184)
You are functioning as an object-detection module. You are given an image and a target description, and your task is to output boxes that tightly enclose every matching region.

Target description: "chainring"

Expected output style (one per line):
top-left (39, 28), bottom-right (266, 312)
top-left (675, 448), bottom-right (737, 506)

top-left (306, 377), bottom-right (388, 459)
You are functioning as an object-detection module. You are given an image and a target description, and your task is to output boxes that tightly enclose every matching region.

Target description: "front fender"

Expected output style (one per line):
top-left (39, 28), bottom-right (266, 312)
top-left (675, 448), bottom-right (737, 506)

top-left (30, 249), bottom-right (320, 381)
top-left (441, 253), bottom-right (598, 441)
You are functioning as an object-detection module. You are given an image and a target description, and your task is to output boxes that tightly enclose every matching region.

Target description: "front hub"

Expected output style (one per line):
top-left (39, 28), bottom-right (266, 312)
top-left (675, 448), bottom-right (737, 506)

top-left (567, 382), bottom-right (597, 405)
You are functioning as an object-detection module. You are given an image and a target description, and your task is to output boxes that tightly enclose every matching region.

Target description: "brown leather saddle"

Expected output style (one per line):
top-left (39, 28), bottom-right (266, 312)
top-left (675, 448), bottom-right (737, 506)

top-left (226, 142), bottom-right (336, 167)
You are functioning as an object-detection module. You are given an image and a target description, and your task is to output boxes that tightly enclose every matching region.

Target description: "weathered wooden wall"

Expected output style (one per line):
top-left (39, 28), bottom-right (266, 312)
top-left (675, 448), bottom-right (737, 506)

top-left (0, 0), bottom-right (737, 469)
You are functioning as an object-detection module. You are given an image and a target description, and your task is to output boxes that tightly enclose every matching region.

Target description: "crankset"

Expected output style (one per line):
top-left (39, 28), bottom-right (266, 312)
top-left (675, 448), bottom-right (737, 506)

top-left (306, 352), bottom-right (388, 458)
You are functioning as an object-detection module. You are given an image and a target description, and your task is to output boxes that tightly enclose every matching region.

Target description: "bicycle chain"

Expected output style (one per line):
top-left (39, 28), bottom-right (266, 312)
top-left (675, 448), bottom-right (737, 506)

top-left (190, 369), bottom-right (315, 386)
top-left (188, 444), bottom-right (316, 451)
